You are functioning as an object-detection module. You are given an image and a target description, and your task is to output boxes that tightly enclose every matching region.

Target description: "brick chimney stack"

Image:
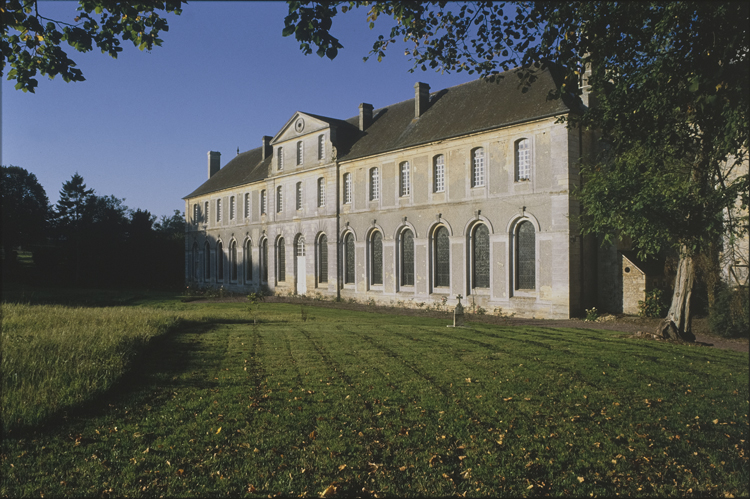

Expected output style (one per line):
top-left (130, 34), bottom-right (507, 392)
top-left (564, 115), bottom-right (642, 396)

top-left (414, 82), bottom-right (430, 118)
top-left (208, 151), bottom-right (221, 179)
top-left (262, 136), bottom-right (273, 160)
top-left (359, 103), bottom-right (373, 131)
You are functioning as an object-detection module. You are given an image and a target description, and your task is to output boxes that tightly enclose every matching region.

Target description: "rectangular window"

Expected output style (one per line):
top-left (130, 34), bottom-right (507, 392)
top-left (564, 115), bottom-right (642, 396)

top-left (296, 182), bottom-right (302, 210)
top-left (229, 196), bottom-right (235, 220)
top-left (400, 162), bottom-right (410, 197)
top-left (244, 193), bottom-right (250, 219)
top-left (370, 168), bottom-right (379, 201)
top-left (434, 155), bottom-right (445, 193)
top-left (297, 141), bottom-right (303, 165)
top-left (318, 134), bottom-right (325, 160)
top-left (343, 173), bottom-right (352, 204)
top-left (317, 177), bottom-right (326, 207)
top-left (204, 201), bottom-right (209, 223)
top-left (216, 199), bottom-right (222, 222)
top-left (277, 147), bottom-right (283, 171)
top-left (260, 190), bottom-right (267, 215)
top-left (277, 186), bottom-right (283, 213)
top-left (193, 204), bottom-right (199, 224)
top-left (516, 139), bottom-right (531, 181)
top-left (472, 147), bottom-right (485, 187)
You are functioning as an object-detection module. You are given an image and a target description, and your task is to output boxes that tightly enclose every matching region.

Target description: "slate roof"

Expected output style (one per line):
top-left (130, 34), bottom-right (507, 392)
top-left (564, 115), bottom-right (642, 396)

top-left (185, 67), bottom-right (578, 199)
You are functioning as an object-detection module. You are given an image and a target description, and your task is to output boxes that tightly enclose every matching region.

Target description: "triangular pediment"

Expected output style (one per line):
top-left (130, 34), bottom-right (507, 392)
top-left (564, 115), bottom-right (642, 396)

top-left (271, 112), bottom-right (335, 145)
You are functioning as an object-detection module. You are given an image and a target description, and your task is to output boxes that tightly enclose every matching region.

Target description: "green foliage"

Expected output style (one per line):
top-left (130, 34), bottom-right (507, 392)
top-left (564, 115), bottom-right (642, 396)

top-left (1, 297), bottom-right (747, 496)
top-left (584, 307), bottom-right (599, 322)
top-left (0, 165), bottom-right (50, 258)
top-left (709, 285), bottom-right (750, 338)
top-left (639, 289), bottom-right (669, 318)
top-left (2, 0), bottom-right (184, 92)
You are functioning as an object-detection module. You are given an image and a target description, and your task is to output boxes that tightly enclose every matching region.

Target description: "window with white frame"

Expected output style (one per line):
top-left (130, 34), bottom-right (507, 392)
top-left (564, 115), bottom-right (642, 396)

top-left (433, 155), bottom-right (445, 193)
top-left (229, 196), bottom-right (236, 220)
top-left (318, 134), bottom-right (325, 160)
top-left (260, 190), bottom-right (267, 215)
top-left (515, 138), bottom-right (531, 181)
top-left (296, 141), bottom-right (303, 165)
top-left (343, 173), bottom-right (352, 204)
top-left (276, 185), bottom-right (283, 213)
top-left (296, 182), bottom-right (303, 210)
top-left (277, 147), bottom-right (284, 170)
top-left (400, 161), bottom-right (410, 197)
top-left (317, 177), bottom-right (325, 207)
top-left (370, 167), bottom-right (379, 201)
top-left (216, 199), bottom-right (222, 222)
top-left (472, 147), bottom-right (485, 187)
top-left (244, 193), bottom-right (250, 219)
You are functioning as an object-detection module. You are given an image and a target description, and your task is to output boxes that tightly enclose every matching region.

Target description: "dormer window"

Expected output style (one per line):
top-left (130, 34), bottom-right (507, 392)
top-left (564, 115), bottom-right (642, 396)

top-left (277, 147), bottom-right (283, 171)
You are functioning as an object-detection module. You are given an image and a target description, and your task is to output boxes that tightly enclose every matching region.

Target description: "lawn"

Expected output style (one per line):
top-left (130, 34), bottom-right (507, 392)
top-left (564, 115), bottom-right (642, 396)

top-left (1, 295), bottom-right (748, 497)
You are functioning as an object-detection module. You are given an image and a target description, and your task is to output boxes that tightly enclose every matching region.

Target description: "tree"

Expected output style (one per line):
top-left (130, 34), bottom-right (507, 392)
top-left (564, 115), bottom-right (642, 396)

top-left (2, 0), bottom-right (184, 92)
top-left (0, 165), bottom-right (50, 261)
top-left (284, 1), bottom-right (749, 340)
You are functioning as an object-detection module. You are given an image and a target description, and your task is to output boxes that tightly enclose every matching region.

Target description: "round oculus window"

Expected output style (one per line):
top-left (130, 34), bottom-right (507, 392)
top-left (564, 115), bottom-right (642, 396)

top-left (294, 118), bottom-right (305, 133)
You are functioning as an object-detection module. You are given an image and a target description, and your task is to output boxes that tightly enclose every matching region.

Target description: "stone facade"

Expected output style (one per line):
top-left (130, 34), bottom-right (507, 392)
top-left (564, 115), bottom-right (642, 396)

top-left (183, 70), bottom-right (604, 319)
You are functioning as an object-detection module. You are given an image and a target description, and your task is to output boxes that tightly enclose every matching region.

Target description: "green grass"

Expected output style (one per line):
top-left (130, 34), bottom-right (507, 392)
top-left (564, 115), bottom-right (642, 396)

top-left (1, 297), bottom-right (748, 497)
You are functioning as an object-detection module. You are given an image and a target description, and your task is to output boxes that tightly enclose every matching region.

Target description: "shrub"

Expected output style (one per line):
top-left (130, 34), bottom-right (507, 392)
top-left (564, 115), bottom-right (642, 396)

top-left (584, 307), bottom-right (599, 322)
top-left (709, 285), bottom-right (749, 338)
top-left (638, 288), bottom-right (668, 318)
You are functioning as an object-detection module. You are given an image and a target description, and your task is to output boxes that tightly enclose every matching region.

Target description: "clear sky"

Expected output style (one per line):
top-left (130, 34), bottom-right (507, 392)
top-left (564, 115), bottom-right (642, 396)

top-left (2, 1), bottom-right (478, 219)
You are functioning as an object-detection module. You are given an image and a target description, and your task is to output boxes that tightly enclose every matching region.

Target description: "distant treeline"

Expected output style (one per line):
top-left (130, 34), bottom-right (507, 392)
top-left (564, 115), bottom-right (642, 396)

top-left (2, 166), bottom-right (184, 289)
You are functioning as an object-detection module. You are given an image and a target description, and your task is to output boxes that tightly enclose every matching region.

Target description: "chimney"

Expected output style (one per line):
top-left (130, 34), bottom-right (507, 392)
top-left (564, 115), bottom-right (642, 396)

top-left (414, 82), bottom-right (430, 118)
top-left (359, 103), bottom-right (373, 131)
top-left (208, 151), bottom-right (221, 179)
top-left (261, 135), bottom-right (273, 160)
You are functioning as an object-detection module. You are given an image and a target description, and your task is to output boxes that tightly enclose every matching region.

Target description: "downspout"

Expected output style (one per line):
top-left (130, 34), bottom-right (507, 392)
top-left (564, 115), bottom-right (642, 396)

top-left (335, 149), bottom-right (341, 301)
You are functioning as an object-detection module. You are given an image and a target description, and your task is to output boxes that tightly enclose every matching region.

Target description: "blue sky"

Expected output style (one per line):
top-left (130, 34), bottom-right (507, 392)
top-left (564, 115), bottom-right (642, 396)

top-left (2, 2), bottom-right (477, 219)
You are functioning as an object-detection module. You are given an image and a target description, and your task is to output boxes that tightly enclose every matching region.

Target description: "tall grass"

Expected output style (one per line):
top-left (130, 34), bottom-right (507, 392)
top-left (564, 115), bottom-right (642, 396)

top-left (1, 303), bottom-right (179, 432)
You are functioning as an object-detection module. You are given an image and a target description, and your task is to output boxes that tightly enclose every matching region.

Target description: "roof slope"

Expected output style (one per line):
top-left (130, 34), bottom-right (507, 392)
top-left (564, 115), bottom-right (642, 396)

top-left (340, 69), bottom-right (573, 162)
top-left (185, 67), bottom-right (576, 198)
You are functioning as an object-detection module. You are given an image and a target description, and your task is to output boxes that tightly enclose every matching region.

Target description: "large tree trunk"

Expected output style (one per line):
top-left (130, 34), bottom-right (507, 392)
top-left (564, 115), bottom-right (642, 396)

top-left (656, 249), bottom-right (696, 342)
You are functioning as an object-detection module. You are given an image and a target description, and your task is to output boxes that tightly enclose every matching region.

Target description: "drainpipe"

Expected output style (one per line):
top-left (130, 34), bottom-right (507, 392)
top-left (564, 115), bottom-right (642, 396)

top-left (335, 150), bottom-right (341, 301)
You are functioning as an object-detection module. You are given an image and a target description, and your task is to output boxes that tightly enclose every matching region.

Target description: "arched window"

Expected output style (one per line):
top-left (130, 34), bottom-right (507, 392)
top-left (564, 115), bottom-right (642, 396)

top-left (472, 147), bottom-right (485, 187)
top-left (276, 185), bottom-right (283, 213)
top-left (245, 239), bottom-right (253, 281)
top-left (260, 238), bottom-right (268, 283)
top-left (344, 233), bottom-right (355, 284)
top-left (433, 155), bottom-right (445, 193)
top-left (472, 224), bottom-right (490, 288)
top-left (230, 240), bottom-right (238, 281)
top-left (370, 231), bottom-right (383, 285)
top-left (516, 221), bottom-right (535, 289)
top-left (434, 226), bottom-right (450, 288)
top-left (317, 234), bottom-right (328, 284)
top-left (400, 229), bottom-right (414, 286)
top-left (192, 242), bottom-right (199, 280)
top-left (204, 241), bottom-right (211, 280)
top-left (217, 241), bottom-right (224, 281)
top-left (370, 168), bottom-right (379, 201)
top-left (277, 237), bottom-right (286, 282)
top-left (515, 138), bottom-right (531, 181)
top-left (343, 173), bottom-right (352, 204)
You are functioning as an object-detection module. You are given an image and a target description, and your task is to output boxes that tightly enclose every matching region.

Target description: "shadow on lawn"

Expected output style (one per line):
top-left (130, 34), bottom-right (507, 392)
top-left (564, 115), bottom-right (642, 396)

top-left (6, 318), bottom-right (246, 438)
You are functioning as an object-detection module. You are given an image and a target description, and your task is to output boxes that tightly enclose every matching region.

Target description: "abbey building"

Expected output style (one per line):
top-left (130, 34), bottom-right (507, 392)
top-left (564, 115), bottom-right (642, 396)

top-left (183, 68), bottom-right (604, 318)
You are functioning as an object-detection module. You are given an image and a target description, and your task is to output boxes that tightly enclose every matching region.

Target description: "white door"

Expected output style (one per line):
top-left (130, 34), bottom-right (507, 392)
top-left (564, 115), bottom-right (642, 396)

top-left (296, 237), bottom-right (306, 295)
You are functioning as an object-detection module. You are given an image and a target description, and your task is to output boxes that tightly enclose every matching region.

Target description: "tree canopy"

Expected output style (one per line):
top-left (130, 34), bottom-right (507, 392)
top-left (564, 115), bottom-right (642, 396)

top-left (285, 1), bottom-right (749, 336)
top-left (2, 0), bottom-right (184, 92)
top-left (0, 165), bottom-right (50, 258)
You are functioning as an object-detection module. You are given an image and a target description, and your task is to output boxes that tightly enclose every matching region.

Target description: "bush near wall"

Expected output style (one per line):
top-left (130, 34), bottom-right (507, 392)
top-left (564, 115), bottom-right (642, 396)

top-left (709, 285), bottom-right (750, 338)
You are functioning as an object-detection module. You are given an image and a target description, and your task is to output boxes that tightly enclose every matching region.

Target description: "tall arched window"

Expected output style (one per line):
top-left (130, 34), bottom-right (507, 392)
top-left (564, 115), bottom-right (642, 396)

top-left (472, 224), bottom-right (490, 288)
top-left (260, 238), bottom-right (268, 283)
top-left (230, 240), bottom-right (238, 281)
top-left (472, 147), bottom-right (485, 187)
top-left (277, 237), bottom-right (286, 282)
top-left (370, 168), bottom-right (379, 201)
top-left (433, 154), bottom-right (445, 193)
top-left (344, 233), bottom-right (355, 284)
top-left (516, 221), bottom-right (535, 289)
top-left (217, 241), bottom-right (224, 281)
top-left (318, 234), bottom-right (328, 284)
top-left (434, 226), bottom-right (450, 288)
top-left (400, 161), bottom-right (410, 197)
top-left (245, 239), bottom-right (253, 281)
top-left (204, 241), bottom-right (211, 280)
top-left (515, 138), bottom-right (531, 181)
top-left (370, 231), bottom-right (383, 285)
top-left (192, 242), bottom-right (199, 280)
top-left (400, 229), bottom-right (415, 286)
